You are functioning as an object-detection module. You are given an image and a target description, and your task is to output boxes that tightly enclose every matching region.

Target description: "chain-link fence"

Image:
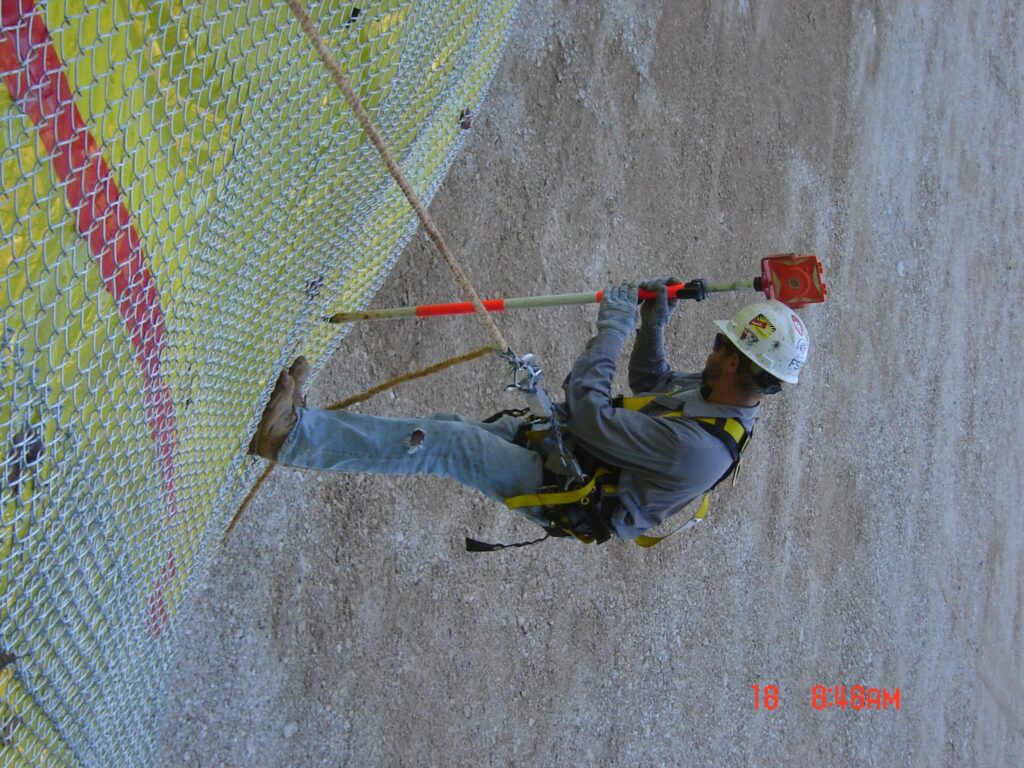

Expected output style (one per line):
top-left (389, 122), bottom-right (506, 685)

top-left (0, 1), bottom-right (516, 764)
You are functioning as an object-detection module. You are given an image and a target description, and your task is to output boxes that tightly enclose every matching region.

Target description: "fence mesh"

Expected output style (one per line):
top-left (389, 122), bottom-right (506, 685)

top-left (0, 0), bottom-right (517, 764)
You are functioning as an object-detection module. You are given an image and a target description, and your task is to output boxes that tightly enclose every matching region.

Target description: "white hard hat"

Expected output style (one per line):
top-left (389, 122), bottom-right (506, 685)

top-left (714, 299), bottom-right (810, 385)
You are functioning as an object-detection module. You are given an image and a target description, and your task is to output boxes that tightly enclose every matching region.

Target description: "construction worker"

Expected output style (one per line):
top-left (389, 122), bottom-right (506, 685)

top-left (249, 280), bottom-right (810, 542)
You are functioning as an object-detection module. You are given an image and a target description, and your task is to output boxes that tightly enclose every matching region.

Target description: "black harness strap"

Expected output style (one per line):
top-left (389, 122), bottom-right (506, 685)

top-left (465, 533), bottom-right (551, 552)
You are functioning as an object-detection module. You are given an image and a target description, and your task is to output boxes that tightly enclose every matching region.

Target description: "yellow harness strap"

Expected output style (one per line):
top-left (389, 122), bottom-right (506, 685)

top-left (504, 467), bottom-right (612, 510)
top-left (693, 416), bottom-right (746, 445)
top-left (617, 394), bottom-right (657, 410)
top-left (633, 492), bottom-right (711, 548)
top-left (630, 414), bottom-right (747, 547)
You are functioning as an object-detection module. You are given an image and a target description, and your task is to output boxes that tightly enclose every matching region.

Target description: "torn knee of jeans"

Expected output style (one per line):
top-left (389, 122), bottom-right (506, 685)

top-left (405, 429), bottom-right (425, 454)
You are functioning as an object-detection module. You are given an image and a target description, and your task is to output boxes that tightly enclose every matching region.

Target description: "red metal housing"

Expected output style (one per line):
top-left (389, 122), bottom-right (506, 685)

top-left (761, 254), bottom-right (827, 308)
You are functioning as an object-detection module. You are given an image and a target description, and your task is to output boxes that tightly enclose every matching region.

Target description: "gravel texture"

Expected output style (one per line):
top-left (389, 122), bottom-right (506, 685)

top-left (158, 2), bottom-right (1023, 766)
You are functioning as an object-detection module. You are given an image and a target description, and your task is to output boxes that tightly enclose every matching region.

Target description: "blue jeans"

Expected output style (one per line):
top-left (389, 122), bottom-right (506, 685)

top-left (277, 409), bottom-right (548, 521)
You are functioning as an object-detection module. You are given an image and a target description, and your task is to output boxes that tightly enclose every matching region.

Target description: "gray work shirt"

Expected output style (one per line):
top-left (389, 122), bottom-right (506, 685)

top-left (560, 322), bottom-right (759, 540)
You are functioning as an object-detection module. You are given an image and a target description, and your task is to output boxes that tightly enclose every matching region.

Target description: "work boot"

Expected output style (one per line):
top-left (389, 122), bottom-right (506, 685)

top-left (248, 368), bottom-right (298, 460)
top-left (289, 356), bottom-right (311, 409)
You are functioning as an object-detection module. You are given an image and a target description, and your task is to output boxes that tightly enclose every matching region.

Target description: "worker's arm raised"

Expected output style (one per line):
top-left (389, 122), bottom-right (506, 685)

top-left (629, 278), bottom-right (681, 393)
top-left (562, 285), bottom-right (682, 477)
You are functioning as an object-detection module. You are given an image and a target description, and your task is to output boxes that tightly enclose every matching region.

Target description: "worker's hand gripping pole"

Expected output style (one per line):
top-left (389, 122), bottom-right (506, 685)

top-left (326, 254), bottom-right (826, 324)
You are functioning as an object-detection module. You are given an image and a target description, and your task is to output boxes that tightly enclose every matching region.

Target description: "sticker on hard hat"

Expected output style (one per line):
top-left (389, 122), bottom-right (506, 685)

top-left (797, 338), bottom-right (808, 355)
top-left (739, 329), bottom-right (760, 348)
top-left (791, 313), bottom-right (805, 336)
top-left (749, 314), bottom-right (776, 339)
top-left (788, 358), bottom-right (804, 370)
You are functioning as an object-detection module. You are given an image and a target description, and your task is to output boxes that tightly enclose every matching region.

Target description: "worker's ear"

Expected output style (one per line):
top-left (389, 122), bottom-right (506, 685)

top-left (725, 349), bottom-right (741, 374)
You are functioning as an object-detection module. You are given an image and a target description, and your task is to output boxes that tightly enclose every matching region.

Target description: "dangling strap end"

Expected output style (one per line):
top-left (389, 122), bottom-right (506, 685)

top-left (465, 534), bottom-right (551, 553)
top-left (465, 537), bottom-right (500, 552)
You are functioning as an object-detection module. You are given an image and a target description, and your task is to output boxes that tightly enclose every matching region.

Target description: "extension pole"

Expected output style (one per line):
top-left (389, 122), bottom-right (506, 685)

top-left (328, 281), bottom-right (757, 324)
top-left (327, 254), bottom-right (828, 323)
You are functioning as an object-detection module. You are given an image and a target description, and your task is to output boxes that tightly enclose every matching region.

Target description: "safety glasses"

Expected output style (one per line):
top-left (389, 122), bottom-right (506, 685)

top-left (713, 333), bottom-right (736, 353)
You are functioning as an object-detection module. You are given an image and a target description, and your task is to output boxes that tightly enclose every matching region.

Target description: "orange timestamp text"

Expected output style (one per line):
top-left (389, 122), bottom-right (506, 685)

top-left (752, 684), bottom-right (901, 711)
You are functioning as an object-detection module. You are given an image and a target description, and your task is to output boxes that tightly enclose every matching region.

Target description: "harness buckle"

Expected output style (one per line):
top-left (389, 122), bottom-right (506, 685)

top-left (501, 351), bottom-right (544, 398)
top-left (502, 350), bottom-right (586, 486)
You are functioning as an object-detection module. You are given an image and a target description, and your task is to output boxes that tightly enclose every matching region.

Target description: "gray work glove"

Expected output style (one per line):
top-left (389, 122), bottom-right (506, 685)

top-left (639, 277), bottom-right (683, 333)
top-left (596, 282), bottom-right (639, 337)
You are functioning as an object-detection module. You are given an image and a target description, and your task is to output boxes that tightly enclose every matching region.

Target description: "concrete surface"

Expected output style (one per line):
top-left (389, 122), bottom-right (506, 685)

top-left (158, 1), bottom-right (1023, 766)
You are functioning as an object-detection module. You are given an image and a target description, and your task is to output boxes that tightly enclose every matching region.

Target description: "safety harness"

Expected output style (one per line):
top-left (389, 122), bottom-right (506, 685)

top-left (465, 392), bottom-right (752, 552)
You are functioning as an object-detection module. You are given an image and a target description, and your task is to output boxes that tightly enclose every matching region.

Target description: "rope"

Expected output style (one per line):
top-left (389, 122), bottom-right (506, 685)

top-left (326, 345), bottom-right (494, 410)
top-left (284, 0), bottom-right (510, 354)
top-left (222, 464), bottom-right (273, 543)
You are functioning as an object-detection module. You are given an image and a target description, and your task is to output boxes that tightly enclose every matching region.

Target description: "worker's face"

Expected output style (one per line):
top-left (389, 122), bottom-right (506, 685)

top-left (701, 333), bottom-right (739, 387)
